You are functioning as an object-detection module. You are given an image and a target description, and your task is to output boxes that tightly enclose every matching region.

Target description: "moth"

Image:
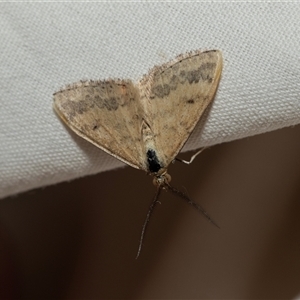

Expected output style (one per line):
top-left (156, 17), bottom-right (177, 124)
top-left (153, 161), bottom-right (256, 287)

top-left (53, 49), bottom-right (223, 258)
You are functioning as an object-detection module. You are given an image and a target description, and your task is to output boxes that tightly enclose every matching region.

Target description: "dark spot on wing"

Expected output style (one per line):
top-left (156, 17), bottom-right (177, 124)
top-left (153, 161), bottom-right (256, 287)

top-left (93, 96), bottom-right (119, 111)
top-left (106, 97), bottom-right (119, 110)
top-left (186, 63), bottom-right (216, 84)
top-left (169, 75), bottom-right (179, 90)
top-left (152, 84), bottom-right (170, 98)
top-left (178, 70), bottom-right (187, 84)
top-left (61, 98), bottom-right (95, 117)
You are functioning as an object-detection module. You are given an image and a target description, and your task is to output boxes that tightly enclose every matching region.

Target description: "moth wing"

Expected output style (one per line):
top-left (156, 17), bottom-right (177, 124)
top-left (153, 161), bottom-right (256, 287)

top-left (53, 80), bottom-right (147, 170)
top-left (140, 50), bottom-right (223, 168)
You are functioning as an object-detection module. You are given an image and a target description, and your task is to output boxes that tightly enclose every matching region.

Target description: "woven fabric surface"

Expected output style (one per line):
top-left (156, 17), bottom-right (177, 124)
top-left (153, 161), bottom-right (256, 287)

top-left (1, 2), bottom-right (300, 199)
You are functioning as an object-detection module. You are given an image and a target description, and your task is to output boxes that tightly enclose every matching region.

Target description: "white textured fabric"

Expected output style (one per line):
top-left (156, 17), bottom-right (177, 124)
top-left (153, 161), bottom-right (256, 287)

top-left (1, 3), bottom-right (300, 199)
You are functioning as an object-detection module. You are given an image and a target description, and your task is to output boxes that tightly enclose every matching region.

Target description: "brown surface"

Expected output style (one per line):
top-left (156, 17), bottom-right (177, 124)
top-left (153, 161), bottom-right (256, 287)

top-left (1, 124), bottom-right (300, 299)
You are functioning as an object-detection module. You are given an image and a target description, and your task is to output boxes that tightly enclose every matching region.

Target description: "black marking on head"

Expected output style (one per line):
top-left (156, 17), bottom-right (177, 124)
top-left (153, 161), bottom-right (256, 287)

top-left (147, 149), bottom-right (162, 173)
top-left (187, 99), bottom-right (194, 104)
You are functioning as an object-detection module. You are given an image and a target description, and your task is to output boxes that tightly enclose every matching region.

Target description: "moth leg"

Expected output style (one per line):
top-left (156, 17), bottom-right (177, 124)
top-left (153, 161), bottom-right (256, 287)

top-left (175, 147), bottom-right (207, 165)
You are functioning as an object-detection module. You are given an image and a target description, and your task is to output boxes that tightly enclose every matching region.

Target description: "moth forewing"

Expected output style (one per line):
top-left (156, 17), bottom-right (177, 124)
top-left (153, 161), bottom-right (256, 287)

top-left (139, 50), bottom-right (223, 169)
top-left (53, 79), bottom-right (146, 170)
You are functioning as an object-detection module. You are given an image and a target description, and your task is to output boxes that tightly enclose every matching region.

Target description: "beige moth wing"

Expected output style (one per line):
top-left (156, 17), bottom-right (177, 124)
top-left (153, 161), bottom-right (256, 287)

top-left (138, 50), bottom-right (223, 172)
top-left (53, 80), bottom-right (147, 170)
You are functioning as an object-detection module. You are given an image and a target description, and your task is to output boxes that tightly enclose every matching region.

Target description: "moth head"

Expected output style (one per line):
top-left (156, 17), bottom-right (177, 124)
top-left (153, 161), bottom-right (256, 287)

top-left (152, 170), bottom-right (171, 187)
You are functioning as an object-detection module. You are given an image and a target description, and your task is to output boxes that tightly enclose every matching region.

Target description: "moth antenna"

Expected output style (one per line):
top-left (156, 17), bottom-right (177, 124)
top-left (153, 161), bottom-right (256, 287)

top-left (164, 182), bottom-right (220, 229)
top-left (136, 185), bottom-right (162, 259)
